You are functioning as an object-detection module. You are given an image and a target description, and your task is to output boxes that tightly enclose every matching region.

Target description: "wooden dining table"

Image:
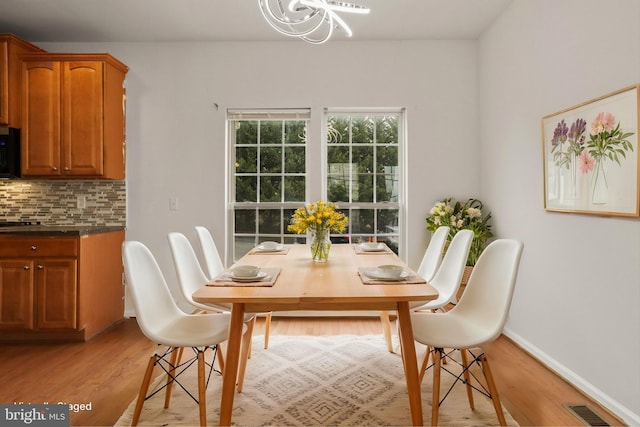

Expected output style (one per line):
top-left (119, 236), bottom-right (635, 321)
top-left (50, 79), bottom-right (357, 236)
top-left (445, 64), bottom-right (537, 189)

top-left (192, 243), bottom-right (439, 426)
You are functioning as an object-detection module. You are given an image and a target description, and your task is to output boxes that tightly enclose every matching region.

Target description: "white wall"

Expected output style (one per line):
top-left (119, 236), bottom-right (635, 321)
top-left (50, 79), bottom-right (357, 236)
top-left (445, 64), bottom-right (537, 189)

top-left (478, 0), bottom-right (640, 424)
top-left (39, 39), bottom-right (481, 310)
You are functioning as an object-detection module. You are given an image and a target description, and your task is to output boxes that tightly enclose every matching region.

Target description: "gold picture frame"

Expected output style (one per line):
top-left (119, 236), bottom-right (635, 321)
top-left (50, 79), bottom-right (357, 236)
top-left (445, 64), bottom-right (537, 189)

top-left (542, 85), bottom-right (640, 217)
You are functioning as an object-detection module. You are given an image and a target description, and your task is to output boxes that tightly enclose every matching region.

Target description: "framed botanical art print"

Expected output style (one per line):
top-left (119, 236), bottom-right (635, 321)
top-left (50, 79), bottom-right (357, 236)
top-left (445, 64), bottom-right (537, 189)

top-left (542, 85), bottom-right (640, 217)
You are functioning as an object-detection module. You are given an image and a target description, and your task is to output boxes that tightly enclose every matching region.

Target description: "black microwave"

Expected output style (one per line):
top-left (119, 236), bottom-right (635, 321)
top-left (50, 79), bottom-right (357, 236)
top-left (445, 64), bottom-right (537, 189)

top-left (0, 127), bottom-right (20, 178)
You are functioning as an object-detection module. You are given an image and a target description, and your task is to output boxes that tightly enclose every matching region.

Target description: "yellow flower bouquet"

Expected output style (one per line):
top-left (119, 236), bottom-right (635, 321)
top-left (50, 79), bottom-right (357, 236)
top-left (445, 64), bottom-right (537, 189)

top-left (288, 200), bottom-right (348, 262)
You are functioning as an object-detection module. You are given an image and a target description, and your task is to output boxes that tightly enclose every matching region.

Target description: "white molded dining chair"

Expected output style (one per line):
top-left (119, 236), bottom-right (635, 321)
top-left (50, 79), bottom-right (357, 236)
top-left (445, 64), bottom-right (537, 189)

top-left (194, 225), bottom-right (273, 350)
top-left (411, 239), bottom-right (524, 426)
top-left (122, 240), bottom-right (244, 427)
top-left (380, 226), bottom-right (467, 353)
top-left (411, 228), bottom-right (474, 312)
top-left (167, 232), bottom-right (254, 392)
top-left (416, 226), bottom-right (451, 282)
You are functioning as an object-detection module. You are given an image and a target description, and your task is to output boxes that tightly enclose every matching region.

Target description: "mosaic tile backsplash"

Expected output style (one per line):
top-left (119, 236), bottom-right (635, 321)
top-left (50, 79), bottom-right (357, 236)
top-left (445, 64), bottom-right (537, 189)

top-left (0, 180), bottom-right (126, 226)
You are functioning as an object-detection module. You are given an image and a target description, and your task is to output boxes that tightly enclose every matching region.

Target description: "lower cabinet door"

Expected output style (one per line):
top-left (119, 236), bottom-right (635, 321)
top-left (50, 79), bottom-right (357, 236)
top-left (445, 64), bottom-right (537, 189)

top-left (35, 258), bottom-right (77, 329)
top-left (0, 259), bottom-right (34, 329)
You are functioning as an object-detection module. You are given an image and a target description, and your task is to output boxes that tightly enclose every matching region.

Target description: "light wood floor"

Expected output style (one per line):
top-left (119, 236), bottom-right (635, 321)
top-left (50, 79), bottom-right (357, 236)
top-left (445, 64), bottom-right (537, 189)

top-left (0, 317), bottom-right (624, 426)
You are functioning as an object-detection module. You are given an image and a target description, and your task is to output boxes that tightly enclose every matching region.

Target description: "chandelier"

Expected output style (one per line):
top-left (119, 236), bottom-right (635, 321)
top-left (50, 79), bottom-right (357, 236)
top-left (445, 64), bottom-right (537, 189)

top-left (258, 0), bottom-right (370, 44)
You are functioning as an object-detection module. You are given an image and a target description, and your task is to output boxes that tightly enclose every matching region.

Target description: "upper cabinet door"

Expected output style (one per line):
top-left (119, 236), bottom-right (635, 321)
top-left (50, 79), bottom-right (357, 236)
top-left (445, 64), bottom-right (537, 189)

top-left (21, 60), bottom-right (62, 176)
top-left (62, 61), bottom-right (104, 176)
top-left (0, 35), bottom-right (44, 127)
top-left (0, 41), bottom-right (8, 125)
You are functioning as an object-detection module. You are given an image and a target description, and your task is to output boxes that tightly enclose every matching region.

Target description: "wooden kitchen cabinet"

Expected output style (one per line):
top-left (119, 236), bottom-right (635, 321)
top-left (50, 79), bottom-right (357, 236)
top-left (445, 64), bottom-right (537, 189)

top-left (0, 34), bottom-right (44, 127)
top-left (0, 230), bottom-right (124, 342)
top-left (20, 53), bottom-right (128, 179)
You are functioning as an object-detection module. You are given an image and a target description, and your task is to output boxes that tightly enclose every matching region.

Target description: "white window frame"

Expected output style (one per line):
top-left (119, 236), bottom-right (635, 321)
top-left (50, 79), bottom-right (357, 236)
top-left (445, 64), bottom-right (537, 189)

top-left (226, 108), bottom-right (311, 262)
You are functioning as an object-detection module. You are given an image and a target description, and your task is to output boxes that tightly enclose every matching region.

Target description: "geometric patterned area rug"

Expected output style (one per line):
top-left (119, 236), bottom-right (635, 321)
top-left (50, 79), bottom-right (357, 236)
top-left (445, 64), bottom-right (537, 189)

top-left (115, 335), bottom-right (518, 426)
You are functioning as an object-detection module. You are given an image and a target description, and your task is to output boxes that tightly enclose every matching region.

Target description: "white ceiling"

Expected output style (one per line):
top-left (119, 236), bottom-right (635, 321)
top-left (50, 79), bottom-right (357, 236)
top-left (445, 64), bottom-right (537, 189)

top-left (0, 0), bottom-right (512, 43)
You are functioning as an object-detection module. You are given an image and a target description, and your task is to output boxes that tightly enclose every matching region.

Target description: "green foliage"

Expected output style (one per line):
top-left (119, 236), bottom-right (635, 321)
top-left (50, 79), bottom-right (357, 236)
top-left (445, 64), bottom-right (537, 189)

top-left (426, 197), bottom-right (493, 266)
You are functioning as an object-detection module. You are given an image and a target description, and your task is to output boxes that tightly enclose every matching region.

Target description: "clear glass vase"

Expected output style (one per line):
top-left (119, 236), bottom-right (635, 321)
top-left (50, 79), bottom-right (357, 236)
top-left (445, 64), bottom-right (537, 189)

top-left (591, 157), bottom-right (608, 205)
top-left (567, 152), bottom-right (579, 200)
top-left (309, 229), bottom-right (331, 262)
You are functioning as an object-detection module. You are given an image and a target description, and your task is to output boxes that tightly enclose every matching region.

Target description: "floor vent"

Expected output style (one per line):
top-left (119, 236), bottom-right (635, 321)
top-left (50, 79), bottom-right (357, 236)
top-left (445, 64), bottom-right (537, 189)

top-left (565, 404), bottom-right (610, 426)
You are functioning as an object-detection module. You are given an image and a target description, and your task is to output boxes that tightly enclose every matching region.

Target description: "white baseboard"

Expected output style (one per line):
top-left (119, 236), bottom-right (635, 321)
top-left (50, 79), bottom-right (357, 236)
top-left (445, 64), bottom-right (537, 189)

top-left (503, 327), bottom-right (640, 426)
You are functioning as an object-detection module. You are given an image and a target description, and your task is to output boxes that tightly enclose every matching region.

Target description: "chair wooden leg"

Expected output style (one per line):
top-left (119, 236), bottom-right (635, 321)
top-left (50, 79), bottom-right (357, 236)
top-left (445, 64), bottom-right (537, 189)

top-left (164, 347), bottom-right (183, 408)
top-left (380, 311), bottom-right (394, 353)
top-left (247, 317), bottom-right (257, 359)
top-left (419, 346), bottom-right (432, 383)
top-left (264, 312), bottom-right (272, 349)
top-left (217, 342), bottom-right (225, 374)
top-left (236, 317), bottom-right (255, 392)
top-left (380, 311), bottom-right (393, 353)
top-left (431, 348), bottom-right (442, 427)
top-left (479, 353), bottom-right (507, 426)
top-left (459, 348), bottom-right (475, 410)
top-left (197, 350), bottom-right (207, 427)
top-left (132, 355), bottom-right (157, 426)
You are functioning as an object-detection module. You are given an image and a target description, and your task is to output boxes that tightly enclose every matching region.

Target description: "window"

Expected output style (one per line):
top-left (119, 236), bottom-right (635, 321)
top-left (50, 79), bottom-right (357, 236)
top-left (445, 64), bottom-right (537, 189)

top-left (325, 110), bottom-right (404, 254)
top-left (228, 109), bottom-right (310, 261)
top-left (228, 108), bottom-right (405, 261)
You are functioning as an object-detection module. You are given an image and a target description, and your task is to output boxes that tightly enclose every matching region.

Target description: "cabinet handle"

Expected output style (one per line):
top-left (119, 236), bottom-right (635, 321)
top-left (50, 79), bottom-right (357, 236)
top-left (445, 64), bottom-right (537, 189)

top-left (52, 166), bottom-right (58, 171)
top-left (31, 246), bottom-right (37, 251)
top-left (24, 265), bottom-right (30, 270)
top-left (37, 265), bottom-right (44, 270)
top-left (64, 167), bottom-right (70, 171)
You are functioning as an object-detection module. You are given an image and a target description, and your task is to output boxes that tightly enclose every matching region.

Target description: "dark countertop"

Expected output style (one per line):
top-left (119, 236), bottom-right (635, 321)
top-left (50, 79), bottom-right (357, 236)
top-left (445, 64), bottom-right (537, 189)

top-left (0, 225), bottom-right (125, 236)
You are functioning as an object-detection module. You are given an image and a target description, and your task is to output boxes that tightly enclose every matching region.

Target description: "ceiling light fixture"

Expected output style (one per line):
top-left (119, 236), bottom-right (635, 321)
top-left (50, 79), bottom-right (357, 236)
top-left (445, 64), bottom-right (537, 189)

top-left (258, 0), bottom-right (370, 45)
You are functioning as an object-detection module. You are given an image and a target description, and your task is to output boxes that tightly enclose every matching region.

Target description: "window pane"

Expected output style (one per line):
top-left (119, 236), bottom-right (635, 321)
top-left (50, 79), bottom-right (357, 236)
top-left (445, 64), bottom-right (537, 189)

top-left (260, 146), bottom-right (282, 173)
top-left (234, 209), bottom-right (256, 234)
top-left (355, 174), bottom-right (374, 202)
top-left (283, 208), bottom-right (297, 235)
top-left (327, 116), bottom-right (349, 143)
top-left (377, 174), bottom-right (398, 202)
top-left (327, 145), bottom-right (349, 164)
top-left (236, 176), bottom-right (257, 202)
top-left (260, 176), bottom-right (282, 202)
top-left (235, 146), bottom-right (257, 173)
top-left (352, 116), bottom-right (374, 144)
top-left (260, 121), bottom-right (282, 144)
top-left (259, 209), bottom-right (281, 234)
top-left (284, 176), bottom-right (305, 201)
top-left (351, 209), bottom-right (374, 234)
top-left (236, 121), bottom-right (257, 145)
top-left (376, 116), bottom-right (398, 144)
top-left (234, 236), bottom-right (255, 260)
top-left (327, 175), bottom-right (349, 203)
top-left (285, 121), bottom-right (306, 144)
top-left (376, 146), bottom-right (397, 169)
top-left (377, 209), bottom-right (399, 234)
top-left (353, 146), bottom-right (373, 172)
top-left (284, 146), bottom-right (305, 173)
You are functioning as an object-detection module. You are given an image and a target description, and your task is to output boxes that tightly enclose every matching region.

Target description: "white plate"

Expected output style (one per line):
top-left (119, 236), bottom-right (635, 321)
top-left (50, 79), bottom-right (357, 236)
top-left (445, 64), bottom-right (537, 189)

top-left (227, 271), bottom-right (268, 282)
top-left (366, 270), bottom-right (409, 281)
top-left (358, 243), bottom-right (386, 252)
top-left (256, 244), bottom-right (285, 252)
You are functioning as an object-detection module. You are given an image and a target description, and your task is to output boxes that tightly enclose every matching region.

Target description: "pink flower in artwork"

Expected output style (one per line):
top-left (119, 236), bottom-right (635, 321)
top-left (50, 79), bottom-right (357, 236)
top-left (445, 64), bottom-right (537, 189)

top-left (590, 112), bottom-right (616, 134)
top-left (577, 150), bottom-right (595, 174)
